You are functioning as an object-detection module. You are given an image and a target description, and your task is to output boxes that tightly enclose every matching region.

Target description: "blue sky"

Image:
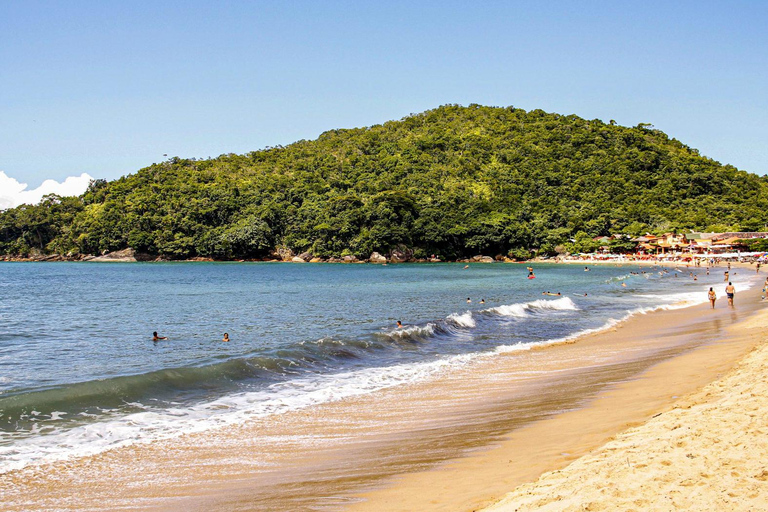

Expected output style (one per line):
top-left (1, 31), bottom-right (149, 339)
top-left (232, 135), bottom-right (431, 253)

top-left (1, 0), bottom-right (766, 189)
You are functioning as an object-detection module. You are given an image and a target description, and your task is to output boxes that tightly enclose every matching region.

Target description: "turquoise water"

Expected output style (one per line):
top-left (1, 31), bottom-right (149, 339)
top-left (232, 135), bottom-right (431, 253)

top-left (0, 261), bottom-right (752, 471)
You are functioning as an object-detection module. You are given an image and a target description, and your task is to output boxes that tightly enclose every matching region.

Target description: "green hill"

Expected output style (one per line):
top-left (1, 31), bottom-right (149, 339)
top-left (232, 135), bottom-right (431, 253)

top-left (2, 104), bottom-right (767, 260)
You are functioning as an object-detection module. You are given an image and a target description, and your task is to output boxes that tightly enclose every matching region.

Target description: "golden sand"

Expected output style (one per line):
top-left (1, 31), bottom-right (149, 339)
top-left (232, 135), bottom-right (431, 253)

top-left (483, 308), bottom-right (768, 511)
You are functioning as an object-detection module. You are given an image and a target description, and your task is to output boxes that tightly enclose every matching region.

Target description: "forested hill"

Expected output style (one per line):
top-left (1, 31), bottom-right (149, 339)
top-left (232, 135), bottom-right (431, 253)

top-left (2, 104), bottom-right (768, 260)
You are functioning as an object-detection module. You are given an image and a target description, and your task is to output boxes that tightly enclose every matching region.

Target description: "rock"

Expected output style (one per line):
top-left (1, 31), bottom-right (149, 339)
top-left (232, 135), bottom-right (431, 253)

top-left (89, 248), bottom-right (138, 262)
top-left (291, 256), bottom-right (306, 263)
top-left (389, 249), bottom-right (412, 263)
top-left (309, 257), bottom-right (324, 263)
top-left (298, 252), bottom-right (313, 262)
top-left (342, 255), bottom-right (358, 263)
top-left (479, 256), bottom-right (495, 263)
top-left (273, 246), bottom-right (294, 261)
top-left (369, 252), bottom-right (387, 263)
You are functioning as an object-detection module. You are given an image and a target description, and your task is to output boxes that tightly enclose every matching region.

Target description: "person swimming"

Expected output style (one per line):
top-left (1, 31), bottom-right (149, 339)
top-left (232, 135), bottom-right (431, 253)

top-left (222, 333), bottom-right (230, 342)
top-left (396, 321), bottom-right (403, 328)
top-left (152, 331), bottom-right (167, 341)
top-left (480, 299), bottom-right (485, 304)
top-left (466, 297), bottom-right (471, 303)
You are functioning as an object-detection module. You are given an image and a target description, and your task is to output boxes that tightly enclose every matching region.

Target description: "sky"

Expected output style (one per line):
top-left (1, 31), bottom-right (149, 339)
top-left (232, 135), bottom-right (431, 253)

top-left (1, 0), bottom-right (766, 206)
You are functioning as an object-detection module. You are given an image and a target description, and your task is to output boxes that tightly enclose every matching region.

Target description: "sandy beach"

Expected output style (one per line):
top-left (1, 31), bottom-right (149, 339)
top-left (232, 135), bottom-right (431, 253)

top-left (2, 268), bottom-right (765, 511)
top-left (483, 308), bottom-right (768, 512)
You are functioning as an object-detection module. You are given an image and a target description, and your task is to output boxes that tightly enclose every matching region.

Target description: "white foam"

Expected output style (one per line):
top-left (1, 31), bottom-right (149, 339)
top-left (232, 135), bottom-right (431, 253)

top-left (0, 352), bottom-right (479, 473)
top-left (446, 311), bottom-right (476, 328)
top-left (385, 323), bottom-right (437, 339)
top-left (489, 296), bottom-right (578, 317)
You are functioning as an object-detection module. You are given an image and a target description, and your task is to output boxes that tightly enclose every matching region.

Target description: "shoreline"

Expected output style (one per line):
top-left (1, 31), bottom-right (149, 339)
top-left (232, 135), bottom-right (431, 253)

top-left (1, 272), bottom-right (764, 510)
top-left (345, 281), bottom-right (767, 511)
top-left (2, 253), bottom-right (762, 267)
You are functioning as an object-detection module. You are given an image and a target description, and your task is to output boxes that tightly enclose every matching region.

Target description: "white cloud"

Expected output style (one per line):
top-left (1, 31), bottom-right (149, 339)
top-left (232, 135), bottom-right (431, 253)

top-left (0, 171), bottom-right (94, 210)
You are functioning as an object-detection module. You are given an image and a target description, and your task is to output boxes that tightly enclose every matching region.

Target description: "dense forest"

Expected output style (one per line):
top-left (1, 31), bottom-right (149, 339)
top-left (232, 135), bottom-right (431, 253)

top-left (2, 104), bottom-right (768, 261)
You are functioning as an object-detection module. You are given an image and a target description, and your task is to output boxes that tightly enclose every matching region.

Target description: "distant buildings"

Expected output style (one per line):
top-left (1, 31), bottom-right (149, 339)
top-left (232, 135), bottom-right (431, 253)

top-left (631, 232), bottom-right (768, 255)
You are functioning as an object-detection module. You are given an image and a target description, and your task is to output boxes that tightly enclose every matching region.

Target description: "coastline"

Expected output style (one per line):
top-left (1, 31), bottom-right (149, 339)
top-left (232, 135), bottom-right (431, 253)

top-left (346, 280), bottom-right (767, 511)
top-left (1, 271), bottom-right (764, 511)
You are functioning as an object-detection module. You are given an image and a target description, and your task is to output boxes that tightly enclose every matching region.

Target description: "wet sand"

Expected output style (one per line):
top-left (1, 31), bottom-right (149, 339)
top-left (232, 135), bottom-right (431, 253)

top-left (1, 281), bottom-right (763, 511)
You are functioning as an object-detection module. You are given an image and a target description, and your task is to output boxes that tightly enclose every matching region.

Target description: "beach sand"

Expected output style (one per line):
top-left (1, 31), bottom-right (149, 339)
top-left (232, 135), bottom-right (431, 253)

top-left (483, 307), bottom-right (768, 512)
top-left (2, 272), bottom-right (765, 511)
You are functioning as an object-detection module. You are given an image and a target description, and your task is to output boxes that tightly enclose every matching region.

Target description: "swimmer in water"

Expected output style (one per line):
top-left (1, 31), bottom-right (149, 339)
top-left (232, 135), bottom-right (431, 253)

top-left (396, 321), bottom-right (402, 328)
top-left (467, 297), bottom-right (471, 303)
top-left (222, 333), bottom-right (230, 342)
top-left (152, 331), bottom-right (167, 341)
top-left (480, 299), bottom-right (485, 304)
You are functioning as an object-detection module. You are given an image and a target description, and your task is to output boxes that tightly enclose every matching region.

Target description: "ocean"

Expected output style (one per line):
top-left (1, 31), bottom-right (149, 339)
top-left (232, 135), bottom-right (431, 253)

top-left (0, 261), bottom-right (755, 473)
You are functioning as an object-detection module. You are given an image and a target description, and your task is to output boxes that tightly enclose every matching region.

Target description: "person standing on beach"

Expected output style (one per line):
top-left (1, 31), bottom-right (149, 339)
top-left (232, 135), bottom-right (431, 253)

top-left (708, 287), bottom-right (717, 308)
top-left (725, 282), bottom-right (735, 306)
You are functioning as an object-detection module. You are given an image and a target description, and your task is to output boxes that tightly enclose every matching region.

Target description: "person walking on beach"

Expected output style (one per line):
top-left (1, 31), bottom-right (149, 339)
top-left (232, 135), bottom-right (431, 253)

top-left (725, 282), bottom-right (735, 307)
top-left (708, 287), bottom-right (717, 308)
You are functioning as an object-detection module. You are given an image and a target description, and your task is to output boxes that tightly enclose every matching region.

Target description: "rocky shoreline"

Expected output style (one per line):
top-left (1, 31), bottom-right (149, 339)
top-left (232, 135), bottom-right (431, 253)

top-left (0, 248), bottom-right (520, 264)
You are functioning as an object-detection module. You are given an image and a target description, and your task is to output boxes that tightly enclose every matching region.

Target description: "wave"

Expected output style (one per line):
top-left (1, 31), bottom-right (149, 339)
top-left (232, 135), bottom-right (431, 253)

top-left (0, 351), bottom-right (483, 473)
top-left (604, 273), bottom-right (634, 283)
top-left (1, 296), bottom-right (581, 436)
top-left (446, 311), bottom-right (476, 328)
top-left (0, 290), bottom-right (683, 474)
top-left (488, 296), bottom-right (578, 317)
top-left (378, 297), bottom-right (577, 343)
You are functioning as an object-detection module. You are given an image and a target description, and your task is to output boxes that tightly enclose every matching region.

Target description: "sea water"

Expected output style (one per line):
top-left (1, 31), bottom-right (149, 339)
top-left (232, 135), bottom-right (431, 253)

top-left (0, 261), bottom-right (754, 472)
